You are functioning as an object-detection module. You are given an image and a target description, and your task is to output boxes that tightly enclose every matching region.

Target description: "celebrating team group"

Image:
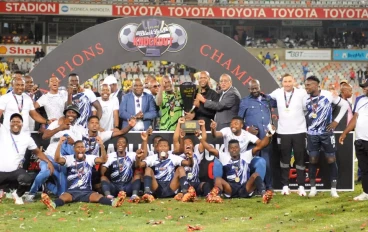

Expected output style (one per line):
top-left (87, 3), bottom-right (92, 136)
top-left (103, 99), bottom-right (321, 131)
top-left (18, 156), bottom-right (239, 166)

top-left (0, 70), bottom-right (367, 210)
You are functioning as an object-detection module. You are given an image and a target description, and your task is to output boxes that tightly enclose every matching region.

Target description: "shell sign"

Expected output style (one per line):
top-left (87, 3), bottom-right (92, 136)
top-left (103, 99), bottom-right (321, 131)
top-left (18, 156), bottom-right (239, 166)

top-left (0, 45), bottom-right (42, 56)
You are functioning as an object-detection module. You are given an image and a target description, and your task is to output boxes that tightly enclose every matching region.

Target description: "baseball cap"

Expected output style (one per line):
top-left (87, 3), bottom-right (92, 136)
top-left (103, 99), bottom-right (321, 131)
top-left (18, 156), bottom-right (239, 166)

top-left (63, 105), bottom-right (81, 118)
top-left (103, 75), bottom-right (117, 85)
top-left (10, 113), bottom-right (23, 122)
top-left (359, 81), bottom-right (368, 88)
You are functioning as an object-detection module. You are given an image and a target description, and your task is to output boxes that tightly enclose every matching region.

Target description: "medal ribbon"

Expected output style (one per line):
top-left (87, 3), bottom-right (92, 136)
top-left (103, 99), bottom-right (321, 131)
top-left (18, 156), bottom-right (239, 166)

top-left (10, 133), bottom-right (19, 154)
top-left (309, 92), bottom-right (320, 115)
top-left (12, 93), bottom-right (24, 114)
top-left (233, 160), bottom-right (240, 181)
top-left (284, 88), bottom-right (294, 109)
top-left (117, 154), bottom-right (126, 173)
top-left (74, 161), bottom-right (85, 179)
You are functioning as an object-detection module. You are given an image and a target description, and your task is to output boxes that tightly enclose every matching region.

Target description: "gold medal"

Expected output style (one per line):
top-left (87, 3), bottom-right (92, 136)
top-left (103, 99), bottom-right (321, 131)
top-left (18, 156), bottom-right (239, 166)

top-left (78, 180), bottom-right (83, 186)
top-left (235, 177), bottom-right (240, 183)
top-left (311, 113), bottom-right (317, 119)
top-left (170, 111), bottom-right (174, 116)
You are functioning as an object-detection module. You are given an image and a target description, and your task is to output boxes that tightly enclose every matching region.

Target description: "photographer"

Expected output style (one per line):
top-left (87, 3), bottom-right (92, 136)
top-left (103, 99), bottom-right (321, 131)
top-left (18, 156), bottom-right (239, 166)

top-left (339, 81), bottom-right (368, 201)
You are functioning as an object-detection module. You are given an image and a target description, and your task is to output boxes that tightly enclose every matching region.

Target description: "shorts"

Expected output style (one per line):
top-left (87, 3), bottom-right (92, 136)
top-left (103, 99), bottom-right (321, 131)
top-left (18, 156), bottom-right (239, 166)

top-left (226, 182), bottom-right (253, 198)
top-left (66, 190), bottom-right (94, 202)
top-left (110, 182), bottom-right (133, 196)
top-left (307, 134), bottom-right (337, 156)
top-left (153, 181), bottom-right (177, 198)
top-left (189, 182), bottom-right (202, 195)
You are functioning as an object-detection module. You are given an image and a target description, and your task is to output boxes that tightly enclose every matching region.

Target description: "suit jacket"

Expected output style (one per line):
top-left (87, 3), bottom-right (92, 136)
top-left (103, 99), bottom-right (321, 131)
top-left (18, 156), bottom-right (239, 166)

top-left (119, 92), bottom-right (157, 130)
top-left (194, 87), bottom-right (219, 131)
top-left (203, 86), bottom-right (240, 130)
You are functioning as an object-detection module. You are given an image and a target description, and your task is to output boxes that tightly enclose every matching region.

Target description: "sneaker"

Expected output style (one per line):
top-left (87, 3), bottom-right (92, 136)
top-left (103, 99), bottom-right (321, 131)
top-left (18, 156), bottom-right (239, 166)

top-left (262, 190), bottom-right (273, 204)
top-left (24, 194), bottom-right (36, 203)
top-left (12, 191), bottom-right (24, 205)
top-left (206, 187), bottom-right (223, 203)
top-left (40, 193), bottom-right (55, 210)
top-left (308, 187), bottom-right (317, 197)
top-left (182, 186), bottom-right (197, 202)
top-left (128, 195), bottom-right (141, 203)
top-left (297, 186), bottom-right (306, 197)
top-left (112, 191), bottom-right (126, 207)
top-left (330, 188), bottom-right (339, 198)
top-left (281, 186), bottom-right (290, 195)
top-left (353, 192), bottom-right (368, 201)
top-left (142, 193), bottom-right (155, 203)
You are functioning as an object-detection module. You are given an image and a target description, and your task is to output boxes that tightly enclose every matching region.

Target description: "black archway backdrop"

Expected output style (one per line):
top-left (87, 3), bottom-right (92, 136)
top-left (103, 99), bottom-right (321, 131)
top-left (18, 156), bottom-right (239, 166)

top-left (30, 16), bottom-right (279, 96)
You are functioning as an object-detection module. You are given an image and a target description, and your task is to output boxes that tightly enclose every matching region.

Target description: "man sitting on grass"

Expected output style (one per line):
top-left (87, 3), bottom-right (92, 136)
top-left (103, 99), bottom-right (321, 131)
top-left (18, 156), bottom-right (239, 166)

top-left (100, 133), bottom-right (148, 202)
top-left (41, 136), bottom-right (125, 210)
top-left (172, 118), bottom-right (213, 202)
top-left (200, 129), bottom-right (274, 204)
top-left (135, 138), bottom-right (194, 203)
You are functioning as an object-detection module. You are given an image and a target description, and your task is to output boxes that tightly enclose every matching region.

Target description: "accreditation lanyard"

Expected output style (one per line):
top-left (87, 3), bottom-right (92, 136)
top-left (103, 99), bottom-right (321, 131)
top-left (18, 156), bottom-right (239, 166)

top-left (12, 93), bottom-right (24, 114)
top-left (284, 88), bottom-right (294, 109)
top-left (10, 133), bottom-right (19, 155)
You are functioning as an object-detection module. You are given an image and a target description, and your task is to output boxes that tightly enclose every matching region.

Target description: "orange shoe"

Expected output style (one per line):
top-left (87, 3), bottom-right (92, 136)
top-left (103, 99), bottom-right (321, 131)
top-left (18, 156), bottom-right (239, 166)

top-left (128, 195), bottom-right (141, 203)
top-left (262, 190), bottom-right (273, 204)
top-left (112, 191), bottom-right (126, 207)
top-left (206, 187), bottom-right (223, 203)
top-left (174, 193), bottom-right (183, 201)
top-left (142, 193), bottom-right (155, 203)
top-left (182, 186), bottom-right (197, 202)
top-left (41, 193), bottom-right (56, 210)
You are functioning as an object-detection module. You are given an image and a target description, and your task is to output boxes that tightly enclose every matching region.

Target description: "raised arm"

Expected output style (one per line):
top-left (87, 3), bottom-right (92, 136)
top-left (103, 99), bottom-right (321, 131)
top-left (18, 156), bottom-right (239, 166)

top-left (135, 149), bottom-right (147, 168)
top-left (94, 136), bottom-right (107, 164)
top-left (200, 128), bottom-right (219, 158)
top-left (173, 117), bottom-right (185, 153)
top-left (140, 128), bottom-right (151, 159)
top-left (55, 136), bottom-right (67, 165)
top-left (210, 119), bottom-right (223, 138)
top-left (111, 117), bottom-right (136, 137)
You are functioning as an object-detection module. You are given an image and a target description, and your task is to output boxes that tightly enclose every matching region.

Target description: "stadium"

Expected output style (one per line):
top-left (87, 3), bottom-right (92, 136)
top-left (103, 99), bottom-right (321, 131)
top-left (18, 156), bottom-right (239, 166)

top-left (0, 0), bottom-right (367, 231)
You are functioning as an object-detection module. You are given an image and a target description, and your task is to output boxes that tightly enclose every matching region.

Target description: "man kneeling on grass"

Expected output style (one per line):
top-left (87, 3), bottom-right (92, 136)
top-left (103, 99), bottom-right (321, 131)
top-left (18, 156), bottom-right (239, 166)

top-left (135, 138), bottom-right (194, 203)
top-left (41, 136), bottom-right (125, 209)
top-left (200, 130), bottom-right (274, 204)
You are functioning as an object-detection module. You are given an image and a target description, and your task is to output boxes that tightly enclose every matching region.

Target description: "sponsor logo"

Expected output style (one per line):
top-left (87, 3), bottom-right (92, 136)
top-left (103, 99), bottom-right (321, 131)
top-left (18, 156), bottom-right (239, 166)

top-left (118, 19), bottom-right (187, 57)
top-left (61, 5), bottom-right (69, 12)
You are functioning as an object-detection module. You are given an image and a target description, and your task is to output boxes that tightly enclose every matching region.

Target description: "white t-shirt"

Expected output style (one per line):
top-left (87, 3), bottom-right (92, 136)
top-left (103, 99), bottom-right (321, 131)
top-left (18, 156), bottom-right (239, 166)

top-left (220, 127), bottom-right (259, 153)
top-left (37, 90), bottom-right (67, 120)
top-left (92, 97), bottom-right (119, 131)
top-left (0, 92), bottom-right (35, 134)
top-left (44, 120), bottom-right (85, 158)
top-left (269, 87), bottom-right (307, 134)
top-left (0, 124), bottom-right (37, 172)
top-left (355, 96), bottom-right (368, 141)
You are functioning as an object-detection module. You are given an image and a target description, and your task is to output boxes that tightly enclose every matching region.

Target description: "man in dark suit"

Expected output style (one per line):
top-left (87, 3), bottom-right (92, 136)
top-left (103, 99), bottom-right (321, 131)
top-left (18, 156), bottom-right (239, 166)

top-left (119, 78), bottom-right (157, 131)
top-left (196, 74), bottom-right (240, 130)
top-left (184, 71), bottom-right (219, 131)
